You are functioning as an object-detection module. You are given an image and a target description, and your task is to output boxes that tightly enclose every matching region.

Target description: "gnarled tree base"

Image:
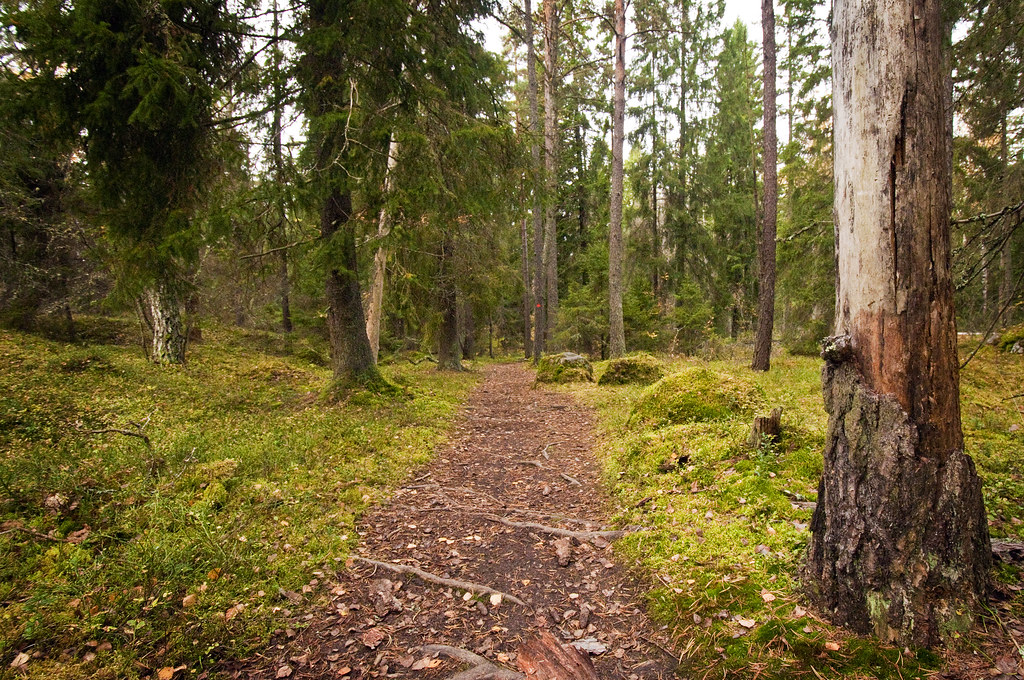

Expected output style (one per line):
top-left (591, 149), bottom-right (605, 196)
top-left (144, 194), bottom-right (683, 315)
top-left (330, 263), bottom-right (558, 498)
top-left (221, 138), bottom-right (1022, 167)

top-left (803, 348), bottom-right (990, 647)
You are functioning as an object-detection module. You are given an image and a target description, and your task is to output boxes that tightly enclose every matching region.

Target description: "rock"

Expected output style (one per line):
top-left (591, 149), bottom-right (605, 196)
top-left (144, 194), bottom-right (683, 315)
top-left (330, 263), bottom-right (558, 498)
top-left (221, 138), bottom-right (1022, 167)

top-left (597, 354), bottom-right (665, 386)
top-left (536, 353), bottom-right (594, 384)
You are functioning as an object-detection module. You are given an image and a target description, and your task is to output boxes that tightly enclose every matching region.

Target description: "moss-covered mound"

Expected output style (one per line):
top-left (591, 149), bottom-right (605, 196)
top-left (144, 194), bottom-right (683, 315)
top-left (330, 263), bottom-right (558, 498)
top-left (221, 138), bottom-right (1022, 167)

top-left (536, 352), bottom-right (594, 383)
top-left (598, 353), bottom-right (665, 386)
top-left (631, 367), bottom-right (764, 426)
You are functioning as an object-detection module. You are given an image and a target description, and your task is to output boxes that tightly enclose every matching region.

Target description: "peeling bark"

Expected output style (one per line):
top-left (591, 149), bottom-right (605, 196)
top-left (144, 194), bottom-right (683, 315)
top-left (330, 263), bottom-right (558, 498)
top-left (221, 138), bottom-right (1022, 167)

top-left (366, 135), bottom-right (399, 363)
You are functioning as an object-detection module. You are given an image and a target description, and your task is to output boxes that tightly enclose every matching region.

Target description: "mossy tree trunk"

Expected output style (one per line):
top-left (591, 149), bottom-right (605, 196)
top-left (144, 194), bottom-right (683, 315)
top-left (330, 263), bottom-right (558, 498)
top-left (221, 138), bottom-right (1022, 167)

top-left (803, 0), bottom-right (990, 646)
top-left (322, 189), bottom-right (381, 388)
top-left (437, 231), bottom-right (464, 371)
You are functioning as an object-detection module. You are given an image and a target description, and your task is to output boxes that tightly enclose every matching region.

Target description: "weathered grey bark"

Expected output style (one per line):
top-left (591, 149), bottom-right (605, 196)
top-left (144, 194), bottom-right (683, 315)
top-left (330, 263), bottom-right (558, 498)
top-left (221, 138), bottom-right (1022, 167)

top-left (803, 0), bottom-right (990, 646)
top-left (999, 115), bottom-right (1014, 326)
top-left (366, 135), bottom-right (399, 363)
top-left (527, 0), bottom-right (545, 362)
top-left (272, 0), bottom-right (291, 334)
top-left (322, 190), bottom-right (380, 388)
top-left (437, 232), bottom-right (464, 372)
top-left (542, 0), bottom-right (560, 344)
top-left (752, 0), bottom-right (778, 371)
top-left (608, 0), bottom-right (626, 358)
top-left (145, 281), bottom-right (186, 365)
top-left (520, 216), bottom-right (531, 358)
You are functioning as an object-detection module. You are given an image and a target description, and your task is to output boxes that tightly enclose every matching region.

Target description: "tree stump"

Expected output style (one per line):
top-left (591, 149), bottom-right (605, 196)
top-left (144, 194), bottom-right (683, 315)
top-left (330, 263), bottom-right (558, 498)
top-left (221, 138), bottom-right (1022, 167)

top-left (747, 407), bottom-right (782, 448)
top-left (516, 631), bottom-right (599, 680)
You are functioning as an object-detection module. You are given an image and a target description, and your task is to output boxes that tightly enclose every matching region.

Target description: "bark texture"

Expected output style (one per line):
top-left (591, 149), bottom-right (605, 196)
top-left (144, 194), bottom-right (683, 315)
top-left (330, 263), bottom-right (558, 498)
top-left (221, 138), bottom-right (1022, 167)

top-left (144, 281), bottom-right (186, 365)
top-left (542, 0), bottom-right (560, 344)
top-left (607, 0), bottom-right (626, 359)
top-left (527, 0), bottom-right (545, 362)
top-left (804, 0), bottom-right (990, 645)
top-left (437, 232), bottom-right (464, 372)
top-left (752, 0), bottom-right (777, 372)
top-left (366, 135), bottom-right (399, 363)
top-left (322, 190), bottom-right (379, 387)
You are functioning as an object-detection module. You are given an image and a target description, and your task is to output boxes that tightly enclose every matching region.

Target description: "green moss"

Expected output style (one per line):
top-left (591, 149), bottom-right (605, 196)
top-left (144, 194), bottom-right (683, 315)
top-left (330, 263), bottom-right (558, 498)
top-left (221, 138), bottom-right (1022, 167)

top-left (631, 367), bottom-right (764, 426)
top-left (597, 353), bottom-right (665, 386)
top-left (996, 323), bottom-right (1024, 353)
top-left (536, 352), bottom-right (594, 383)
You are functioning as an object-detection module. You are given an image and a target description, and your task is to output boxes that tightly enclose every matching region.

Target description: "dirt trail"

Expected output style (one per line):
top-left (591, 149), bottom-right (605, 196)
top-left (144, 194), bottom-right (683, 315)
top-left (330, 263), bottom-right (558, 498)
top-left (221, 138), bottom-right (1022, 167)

top-left (244, 363), bottom-right (678, 679)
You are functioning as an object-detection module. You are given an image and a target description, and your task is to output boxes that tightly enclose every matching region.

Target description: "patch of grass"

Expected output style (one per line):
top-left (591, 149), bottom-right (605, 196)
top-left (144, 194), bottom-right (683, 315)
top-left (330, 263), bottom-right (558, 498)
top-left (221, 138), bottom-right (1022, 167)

top-left (0, 321), bottom-right (478, 679)
top-left (565, 349), bottom-right (1024, 679)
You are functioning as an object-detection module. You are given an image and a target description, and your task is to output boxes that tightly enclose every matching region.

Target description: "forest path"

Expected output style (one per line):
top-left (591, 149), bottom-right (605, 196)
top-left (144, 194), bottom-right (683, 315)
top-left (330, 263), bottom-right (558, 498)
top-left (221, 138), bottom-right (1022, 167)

top-left (245, 362), bottom-right (678, 680)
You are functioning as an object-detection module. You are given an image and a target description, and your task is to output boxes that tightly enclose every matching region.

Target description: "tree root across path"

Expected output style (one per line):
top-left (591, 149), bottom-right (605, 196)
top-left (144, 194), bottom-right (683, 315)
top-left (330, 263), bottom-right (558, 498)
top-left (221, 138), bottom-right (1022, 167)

top-left (354, 557), bottom-right (528, 607)
top-left (422, 645), bottom-right (523, 680)
top-left (477, 514), bottom-right (631, 541)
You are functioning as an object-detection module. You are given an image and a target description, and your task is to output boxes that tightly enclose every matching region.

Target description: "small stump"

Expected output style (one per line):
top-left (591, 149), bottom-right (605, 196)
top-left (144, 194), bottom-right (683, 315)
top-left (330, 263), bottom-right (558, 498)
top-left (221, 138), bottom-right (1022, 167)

top-left (747, 407), bottom-right (782, 448)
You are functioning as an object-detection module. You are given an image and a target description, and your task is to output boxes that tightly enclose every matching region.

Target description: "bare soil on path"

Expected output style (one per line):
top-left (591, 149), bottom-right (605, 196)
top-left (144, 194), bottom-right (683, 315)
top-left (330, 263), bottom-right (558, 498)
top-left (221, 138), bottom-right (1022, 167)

top-left (242, 362), bottom-right (678, 680)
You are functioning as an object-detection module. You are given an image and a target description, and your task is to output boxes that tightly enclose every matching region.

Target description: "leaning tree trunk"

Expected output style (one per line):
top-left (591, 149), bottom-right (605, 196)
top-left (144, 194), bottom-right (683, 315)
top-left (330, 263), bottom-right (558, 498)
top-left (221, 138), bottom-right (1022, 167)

top-left (437, 232), bottom-right (463, 372)
top-left (803, 0), bottom-right (990, 646)
top-left (607, 0), bottom-right (626, 358)
top-left (752, 0), bottom-right (778, 372)
top-left (366, 135), bottom-right (399, 363)
top-left (526, 0), bottom-right (545, 362)
top-left (542, 0), bottom-right (560, 346)
top-left (145, 280), bottom-right (186, 365)
top-left (322, 189), bottom-right (381, 389)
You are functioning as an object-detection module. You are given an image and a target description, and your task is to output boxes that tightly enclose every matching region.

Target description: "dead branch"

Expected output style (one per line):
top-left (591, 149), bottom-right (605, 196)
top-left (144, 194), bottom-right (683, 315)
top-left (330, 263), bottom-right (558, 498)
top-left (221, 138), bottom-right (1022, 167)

top-left (353, 557), bottom-right (527, 607)
top-left (516, 459), bottom-right (548, 469)
top-left (559, 473), bottom-right (581, 486)
top-left (82, 428), bottom-right (152, 448)
top-left (478, 514), bottom-right (629, 542)
top-left (422, 645), bottom-right (523, 680)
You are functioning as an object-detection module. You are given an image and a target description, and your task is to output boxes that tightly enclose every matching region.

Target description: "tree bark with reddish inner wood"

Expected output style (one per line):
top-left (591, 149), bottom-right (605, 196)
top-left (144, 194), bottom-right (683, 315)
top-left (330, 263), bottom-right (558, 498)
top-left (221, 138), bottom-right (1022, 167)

top-left (803, 0), bottom-right (990, 646)
top-left (608, 0), bottom-right (626, 359)
top-left (752, 0), bottom-right (777, 371)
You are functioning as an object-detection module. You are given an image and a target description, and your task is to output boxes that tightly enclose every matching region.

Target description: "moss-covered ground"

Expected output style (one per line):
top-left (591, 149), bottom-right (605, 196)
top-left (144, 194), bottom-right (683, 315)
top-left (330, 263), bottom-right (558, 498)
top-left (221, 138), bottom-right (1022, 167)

top-left (0, 320), bottom-right (478, 679)
top-left (569, 347), bottom-right (1024, 679)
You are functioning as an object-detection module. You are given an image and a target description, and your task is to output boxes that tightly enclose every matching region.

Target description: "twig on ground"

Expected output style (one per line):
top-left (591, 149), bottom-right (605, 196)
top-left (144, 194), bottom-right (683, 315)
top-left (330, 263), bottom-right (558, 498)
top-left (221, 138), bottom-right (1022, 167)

top-left (422, 645), bottom-right (523, 680)
top-left (353, 557), bottom-right (528, 607)
top-left (560, 473), bottom-right (581, 486)
top-left (516, 459), bottom-right (548, 469)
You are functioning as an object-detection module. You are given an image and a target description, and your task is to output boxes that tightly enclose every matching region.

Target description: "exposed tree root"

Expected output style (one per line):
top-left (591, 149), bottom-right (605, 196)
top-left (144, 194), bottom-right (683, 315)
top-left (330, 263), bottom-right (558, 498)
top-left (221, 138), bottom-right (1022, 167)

top-left (559, 473), bottom-right (581, 486)
top-left (353, 557), bottom-right (528, 607)
top-left (422, 645), bottom-right (523, 680)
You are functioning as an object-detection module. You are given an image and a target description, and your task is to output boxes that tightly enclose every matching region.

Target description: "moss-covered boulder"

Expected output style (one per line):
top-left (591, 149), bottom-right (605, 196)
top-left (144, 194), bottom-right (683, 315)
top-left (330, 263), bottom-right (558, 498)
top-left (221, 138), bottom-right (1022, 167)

top-left (536, 352), bottom-right (594, 383)
top-left (598, 353), bottom-right (665, 386)
top-left (997, 324), bottom-right (1024, 354)
top-left (631, 367), bottom-right (764, 426)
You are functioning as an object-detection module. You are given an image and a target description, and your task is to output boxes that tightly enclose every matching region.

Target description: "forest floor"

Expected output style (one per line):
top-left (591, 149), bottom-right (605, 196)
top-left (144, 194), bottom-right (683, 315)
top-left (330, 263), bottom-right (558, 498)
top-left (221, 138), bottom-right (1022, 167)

top-left (239, 362), bottom-right (679, 680)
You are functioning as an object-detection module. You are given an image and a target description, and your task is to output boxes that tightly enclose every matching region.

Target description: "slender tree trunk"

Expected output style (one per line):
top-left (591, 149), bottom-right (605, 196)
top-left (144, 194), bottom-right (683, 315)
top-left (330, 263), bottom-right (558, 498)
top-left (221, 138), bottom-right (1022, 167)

top-left (145, 280), bottom-right (186, 364)
top-left (461, 297), bottom-right (475, 359)
top-left (608, 0), bottom-right (626, 358)
top-left (366, 134), bottom-right (399, 363)
top-left (543, 0), bottom-right (560, 344)
top-left (752, 0), bottom-right (778, 371)
top-left (999, 114), bottom-right (1014, 325)
top-left (520, 216), bottom-right (531, 358)
top-left (527, 0), bottom-right (545, 362)
top-left (437, 231), bottom-right (463, 371)
top-left (271, 0), bottom-right (292, 334)
top-left (322, 190), bottom-right (380, 387)
top-left (804, 0), bottom-right (990, 645)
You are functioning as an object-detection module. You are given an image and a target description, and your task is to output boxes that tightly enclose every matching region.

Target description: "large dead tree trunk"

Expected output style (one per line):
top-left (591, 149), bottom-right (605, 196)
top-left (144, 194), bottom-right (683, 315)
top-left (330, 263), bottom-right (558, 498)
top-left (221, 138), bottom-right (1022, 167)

top-left (542, 0), bottom-right (560, 345)
top-left (608, 0), bottom-right (626, 358)
top-left (527, 0), bottom-right (545, 362)
top-left (322, 190), bottom-right (381, 389)
top-left (752, 0), bottom-right (778, 372)
top-left (803, 0), bottom-right (990, 646)
top-left (366, 135), bottom-right (399, 363)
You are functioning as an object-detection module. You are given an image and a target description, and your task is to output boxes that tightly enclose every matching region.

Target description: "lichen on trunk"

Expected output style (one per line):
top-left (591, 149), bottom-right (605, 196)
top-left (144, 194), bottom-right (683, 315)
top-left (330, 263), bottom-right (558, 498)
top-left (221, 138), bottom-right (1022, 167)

top-left (804, 343), bottom-right (990, 646)
top-left (144, 282), bottom-right (186, 365)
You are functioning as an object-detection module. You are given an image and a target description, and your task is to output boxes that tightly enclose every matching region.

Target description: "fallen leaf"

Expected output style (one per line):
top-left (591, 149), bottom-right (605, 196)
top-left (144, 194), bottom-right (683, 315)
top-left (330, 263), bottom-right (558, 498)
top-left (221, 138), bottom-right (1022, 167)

top-left (571, 638), bottom-right (608, 655)
top-left (824, 641), bottom-right (840, 651)
top-left (737, 618), bottom-right (756, 629)
top-left (793, 605), bottom-right (806, 617)
top-left (360, 627), bottom-right (386, 649)
top-left (96, 642), bottom-right (112, 652)
top-left (207, 568), bottom-right (221, 581)
top-left (410, 657), bottom-right (441, 670)
top-left (276, 665), bottom-right (293, 678)
top-left (157, 666), bottom-right (186, 680)
top-left (224, 603), bottom-right (245, 621)
top-left (489, 593), bottom-right (503, 607)
top-left (760, 591), bottom-right (776, 603)
top-left (67, 526), bottom-right (91, 543)
top-left (10, 653), bottom-right (29, 669)
top-left (337, 666), bottom-right (351, 677)
top-left (182, 594), bottom-right (197, 608)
